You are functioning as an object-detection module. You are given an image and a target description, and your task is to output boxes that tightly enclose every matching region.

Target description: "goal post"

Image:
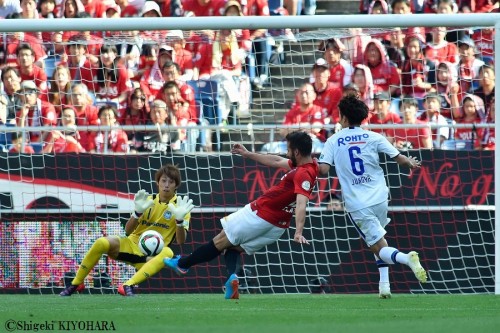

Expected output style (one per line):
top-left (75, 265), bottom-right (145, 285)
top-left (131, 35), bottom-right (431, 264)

top-left (0, 14), bottom-right (497, 295)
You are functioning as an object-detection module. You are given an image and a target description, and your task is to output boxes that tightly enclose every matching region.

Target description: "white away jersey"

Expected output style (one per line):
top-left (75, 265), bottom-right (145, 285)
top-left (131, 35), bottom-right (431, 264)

top-left (319, 127), bottom-right (400, 212)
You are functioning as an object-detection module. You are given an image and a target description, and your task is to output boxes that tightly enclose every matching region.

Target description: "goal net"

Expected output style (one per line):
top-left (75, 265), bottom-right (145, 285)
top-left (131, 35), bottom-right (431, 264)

top-left (0, 15), bottom-right (496, 295)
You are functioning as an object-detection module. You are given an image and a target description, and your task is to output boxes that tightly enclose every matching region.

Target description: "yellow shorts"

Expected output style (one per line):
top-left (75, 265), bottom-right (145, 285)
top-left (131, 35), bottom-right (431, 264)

top-left (115, 236), bottom-right (148, 270)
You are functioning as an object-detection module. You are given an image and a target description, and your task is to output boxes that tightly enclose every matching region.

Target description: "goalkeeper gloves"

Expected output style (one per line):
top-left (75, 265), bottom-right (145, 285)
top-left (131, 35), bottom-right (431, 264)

top-left (168, 195), bottom-right (195, 224)
top-left (132, 189), bottom-right (154, 219)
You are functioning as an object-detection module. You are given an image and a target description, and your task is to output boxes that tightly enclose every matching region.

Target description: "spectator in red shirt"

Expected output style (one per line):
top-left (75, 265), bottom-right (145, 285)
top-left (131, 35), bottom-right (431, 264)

top-left (59, 0), bottom-right (85, 18)
top-left (182, 0), bottom-right (226, 16)
top-left (310, 59), bottom-right (342, 129)
top-left (481, 96), bottom-right (495, 150)
top-left (42, 105), bottom-right (86, 153)
top-left (352, 64), bottom-right (375, 113)
top-left (280, 83), bottom-right (325, 142)
top-left (68, 83), bottom-right (99, 151)
top-left (16, 80), bottom-right (57, 143)
top-left (318, 38), bottom-right (354, 91)
top-left (38, 0), bottom-right (56, 18)
top-left (119, 88), bottom-right (150, 152)
top-left (158, 61), bottom-right (198, 124)
top-left (401, 35), bottom-right (434, 104)
top-left (161, 81), bottom-right (198, 152)
top-left (116, 0), bottom-right (139, 17)
top-left (93, 45), bottom-right (132, 107)
top-left (140, 44), bottom-right (176, 101)
top-left (472, 27), bottom-right (494, 65)
top-left (431, 61), bottom-right (461, 119)
top-left (62, 34), bottom-right (95, 91)
top-left (454, 94), bottom-right (484, 148)
top-left (4, 33), bottom-right (47, 69)
top-left (20, 0), bottom-right (42, 41)
top-left (393, 97), bottom-right (433, 149)
top-left (164, 30), bottom-right (194, 81)
top-left (17, 44), bottom-right (48, 97)
top-left (81, 0), bottom-right (105, 17)
top-left (363, 39), bottom-right (401, 97)
top-left (369, 91), bottom-right (402, 139)
top-left (139, 1), bottom-right (167, 43)
top-left (425, 27), bottom-right (459, 65)
top-left (48, 64), bottom-right (72, 115)
top-left (8, 132), bottom-right (35, 153)
top-left (88, 105), bottom-right (129, 153)
top-left (457, 36), bottom-right (485, 94)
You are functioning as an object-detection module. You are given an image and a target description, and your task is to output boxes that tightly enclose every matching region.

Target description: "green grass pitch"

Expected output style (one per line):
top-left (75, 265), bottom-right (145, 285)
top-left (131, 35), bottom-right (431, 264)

top-left (1, 294), bottom-right (499, 333)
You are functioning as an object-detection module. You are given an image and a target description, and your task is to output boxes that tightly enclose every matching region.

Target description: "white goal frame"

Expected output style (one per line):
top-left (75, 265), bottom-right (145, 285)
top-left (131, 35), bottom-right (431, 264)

top-left (0, 13), bottom-right (497, 294)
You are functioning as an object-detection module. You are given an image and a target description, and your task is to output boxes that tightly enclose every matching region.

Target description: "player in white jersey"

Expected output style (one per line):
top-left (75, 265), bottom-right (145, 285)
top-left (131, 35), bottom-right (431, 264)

top-left (318, 95), bottom-right (428, 298)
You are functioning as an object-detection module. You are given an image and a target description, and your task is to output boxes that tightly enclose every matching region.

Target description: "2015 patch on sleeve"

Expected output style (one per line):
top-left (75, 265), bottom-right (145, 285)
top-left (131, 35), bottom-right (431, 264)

top-left (301, 181), bottom-right (311, 191)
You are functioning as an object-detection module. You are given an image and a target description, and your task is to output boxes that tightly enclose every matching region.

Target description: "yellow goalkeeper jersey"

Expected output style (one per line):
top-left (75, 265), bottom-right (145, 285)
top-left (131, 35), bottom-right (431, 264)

top-left (128, 194), bottom-right (190, 247)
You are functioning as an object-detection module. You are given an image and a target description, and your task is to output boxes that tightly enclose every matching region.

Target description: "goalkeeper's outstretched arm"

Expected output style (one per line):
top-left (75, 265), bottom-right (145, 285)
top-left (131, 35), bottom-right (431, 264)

top-left (231, 143), bottom-right (291, 170)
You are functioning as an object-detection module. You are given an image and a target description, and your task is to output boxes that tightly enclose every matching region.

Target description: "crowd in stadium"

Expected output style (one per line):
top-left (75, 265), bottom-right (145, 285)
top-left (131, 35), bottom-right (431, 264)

top-left (0, 0), bottom-right (496, 154)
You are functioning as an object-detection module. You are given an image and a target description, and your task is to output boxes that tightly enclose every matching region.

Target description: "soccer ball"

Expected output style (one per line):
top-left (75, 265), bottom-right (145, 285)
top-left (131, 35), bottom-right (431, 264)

top-left (138, 230), bottom-right (164, 256)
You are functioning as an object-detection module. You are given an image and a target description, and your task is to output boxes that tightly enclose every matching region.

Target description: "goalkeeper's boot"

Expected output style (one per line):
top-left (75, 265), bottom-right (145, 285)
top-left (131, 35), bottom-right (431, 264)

top-left (163, 255), bottom-right (188, 276)
top-left (118, 284), bottom-right (136, 297)
top-left (224, 273), bottom-right (239, 299)
top-left (379, 282), bottom-right (391, 299)
top-left (408, 251), bottom-right (428, 283)
top-left (59, 283), bottom-right (85, 296)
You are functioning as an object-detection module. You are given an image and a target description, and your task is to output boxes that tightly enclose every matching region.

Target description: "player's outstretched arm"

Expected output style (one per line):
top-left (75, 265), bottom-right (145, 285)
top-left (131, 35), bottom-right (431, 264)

top-left (394, 154), bottom-right (421, 169)
top-left (231, 143), bottom-right (290, 170)
top-left (293, 194), bottom-right (310, 245)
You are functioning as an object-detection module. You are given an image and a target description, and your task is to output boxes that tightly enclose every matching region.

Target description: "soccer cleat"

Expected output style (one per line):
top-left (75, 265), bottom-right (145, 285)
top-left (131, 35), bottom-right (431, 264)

top-left (59, 284), bottom-right (85, 296)
top-left (163, 255), bottom-right (189, 276)
top-left (224, 273), bottom-right (239, 299)
top-left (118, 284), bottom-right (136, 297)
top-left (408, 251), bottom-right (428, 283)
top-left (379, 282), bottom-right (391, 299)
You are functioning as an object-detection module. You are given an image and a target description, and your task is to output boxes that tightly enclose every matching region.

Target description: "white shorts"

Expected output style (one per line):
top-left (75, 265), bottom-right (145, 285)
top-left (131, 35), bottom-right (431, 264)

top-left (221, 204), bottom-right (286, 255)
top-left (347, 201), bottom-right (391, 247)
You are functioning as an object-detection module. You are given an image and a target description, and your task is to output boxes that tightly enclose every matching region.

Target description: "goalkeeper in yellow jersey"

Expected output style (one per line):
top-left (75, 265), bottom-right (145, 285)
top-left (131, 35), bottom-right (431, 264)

top-left (60, 164), bottom-right (194, 297)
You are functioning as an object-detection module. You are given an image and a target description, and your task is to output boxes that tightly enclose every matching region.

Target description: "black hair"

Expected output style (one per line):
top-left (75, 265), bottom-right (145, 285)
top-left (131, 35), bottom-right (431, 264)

top-left (98, 104), bottom-right (118, 118)
top-left (96, 45), bottom-right (119, 86)
top-left (16, 44), bottom-right (34, 57)
top-left (338, 94), bottom-right (369, 126)
top-left (1, 66), bottom-right (20, 82)
top-left (161, 80), bottom-right (180, 93)
top-left (162, 61), bottom-right (181, 73)
top-left (285, 131), bottom-right (312, 157)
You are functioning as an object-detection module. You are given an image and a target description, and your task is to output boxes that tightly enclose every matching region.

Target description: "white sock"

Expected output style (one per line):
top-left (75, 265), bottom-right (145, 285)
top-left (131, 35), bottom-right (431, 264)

top-left (375, 254), bottom-right (389, 283)
top-left (379, 247), bottom-right (409, 265)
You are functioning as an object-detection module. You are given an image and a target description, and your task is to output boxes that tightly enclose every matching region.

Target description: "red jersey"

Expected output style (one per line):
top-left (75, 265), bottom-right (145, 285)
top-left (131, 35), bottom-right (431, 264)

top-left (74, 105), bottom-right (99, 151)
top-left (393, 120), bottom-right (431, 149)
top-left (313, 83), bottom-right (342, 124)
top-left (182, 0), bottom-right (226, 16)
top-left (481, 125), bottom-right (495, 150)
top-left (175, 48), bottom-right (194, 74)
top-left (328, 62), bottom-right (346, 91)
top-left (472, 29), bottom-right (494, 57)
top-left (194, 42), bottom-right (242, 77)
top-left (369, 112), bottom-right (402, 137)
top-left (5, 35), bottom-right (47, 67)
top-left (250, 159), bottom-right (319, 228)
top-left (9, 145), bottom-right (35, 154)
top-left (425, 42), bottom-right (458, 64)
top-left (16, 100), bottom-right (58, 142)
top-left (92, 66), bottom-right (132, 100)
top-left (44, 132), bottom-right (85, 153)
top-left (243, 0), bottom-right (270, 16)
top-left (156, 81), bottom-right (198, 123)
top-left (20, 65), bottom-right (48, 93)
top-left (369, 62), bottom-right (401, 94)
top-left (454, 117), bottom-right (483, 148)
top-left (283, 104), bottom-right (324, 126)
top-left (87, 129), bottom-right (129, 153)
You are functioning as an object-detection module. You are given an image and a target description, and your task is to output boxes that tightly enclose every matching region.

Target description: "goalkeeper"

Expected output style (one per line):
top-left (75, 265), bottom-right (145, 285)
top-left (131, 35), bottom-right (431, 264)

top-left (164, 131), bottom-right (319, 299)
top-left (60, 164), bottom-right (194, 297)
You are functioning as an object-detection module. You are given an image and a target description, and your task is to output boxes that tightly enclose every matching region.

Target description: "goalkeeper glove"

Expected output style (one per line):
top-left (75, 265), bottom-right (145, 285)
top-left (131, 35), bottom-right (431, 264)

top-left (132, 189), bottom-right (154, 218)
top-left (168, 195), bottom-right (195, 224)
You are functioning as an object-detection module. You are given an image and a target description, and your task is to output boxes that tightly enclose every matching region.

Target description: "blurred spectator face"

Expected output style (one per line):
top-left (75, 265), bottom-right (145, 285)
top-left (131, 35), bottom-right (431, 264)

top-left (401, 102), bottom-right (417, 123)
top-left (18, 49), bottom-right (35, 68)
top-left (99, 108), bottom-right (117, 126)
top-left (312, 67), bottom-right (330, 84)
top-left (371, 3), bottom-right (384, 14)
top-left (40, 0), bottom-right (56, 16)
top-left (390, 28), bottom-right (404, 46)
top-left (479, 66), bottom-right (495, 87)
top-left (353, 69), bottom-right (366, 89)
top-left (327, 198), bottom-right (343, 211)
top-left (405, 38), bottom-right (421, 59)
top-left (65, 0), bottom-right (78, 18)
top-left (297, 84), bottom-right (316, 106)
top-left (225, 6), bottom-right (240, 16)
top-left (392, 1), bottom-right (410, 14)
top-left (68, 44), bottom-right (86, 61)
top-left (458, 44), bottom-right (475, 60)
top-left (437, 64), bottom-right (450, 85)
top-left (70, 85), bottom-right (89, 107)
top-left (61, 108), bottom-right (77, 127)
top-left (163, 86), bottom-right (181, 107)
top-left (463, 98), bottom-right (477, 118)
top-left (162, 65), bottom-right (178, 82)
top-left (20, 88), bottom-right (38, 106)
top-left (21, 0), bottom-right (37, 18)
top-left (425, 97), bottom-right (441, 113)
top-left (150, 105), bottom-right (168, 125)
top-left (130, 92), bottom-right (146, 110)
top-left (106, 8), bottom-right (120, 18)
top-left (431, 27), bottom-right (447, 42)
top-left (374, 99), bottom-right (389, 117)
top-left (100, 48), bottom-right (117, 67)
top-left (197, 0), bottom-right (211, 6)
top-left (324, 45), bottom-right (341, 65)
top-left (437, 2), bottom-right (453, 13)
top-left (2, 70), bottom-right (21, 94)
top-left (158, 50), bottom-right (173, 68)
top-left (54, 66), bottom-right (70, 88)
top-left (365, 43), bottom-right (381, 67)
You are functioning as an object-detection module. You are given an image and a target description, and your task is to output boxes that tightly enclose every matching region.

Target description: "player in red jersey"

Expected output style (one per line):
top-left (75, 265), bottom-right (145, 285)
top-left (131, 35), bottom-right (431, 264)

top-left (165, 131), bottom-right (319, 299)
